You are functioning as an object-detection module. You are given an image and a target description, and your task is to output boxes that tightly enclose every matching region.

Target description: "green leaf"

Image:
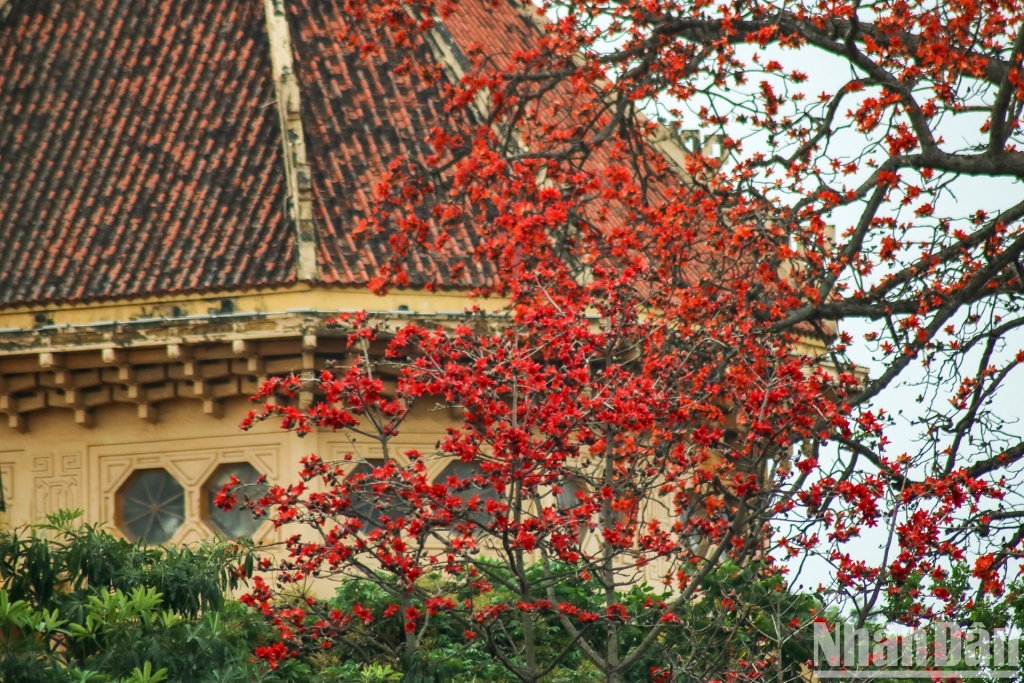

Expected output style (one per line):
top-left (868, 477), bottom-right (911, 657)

top-left (122, 661), bottom-right (168, 683)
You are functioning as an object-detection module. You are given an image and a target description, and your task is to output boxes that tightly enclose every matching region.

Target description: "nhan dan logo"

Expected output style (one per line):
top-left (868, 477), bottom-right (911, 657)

top-left (813, 622), bottom-right (1021, 679)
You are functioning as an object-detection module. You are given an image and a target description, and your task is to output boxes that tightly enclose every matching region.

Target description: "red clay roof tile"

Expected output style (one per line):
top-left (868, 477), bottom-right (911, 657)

top-left (287, 0), bottom-right (509, 289)
top-left (0, 0), bottom-right (574, 308)
top-left (0, 0), bottom-right (293, 309)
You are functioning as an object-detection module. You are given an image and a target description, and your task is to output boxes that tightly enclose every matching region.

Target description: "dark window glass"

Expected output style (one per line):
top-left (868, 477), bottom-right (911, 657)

top-left (557, 478), bottom-right (590, 542)
top-left (346, 460), bottom-right (391, 529)
top-left (679, 502), bottom-right (727, 555)
top-left (119, 469), bottom-right (185, 544)
top-left (205, 463), bottom-right (268, 539)
top-left (437, 461), bottom-right (499, 526)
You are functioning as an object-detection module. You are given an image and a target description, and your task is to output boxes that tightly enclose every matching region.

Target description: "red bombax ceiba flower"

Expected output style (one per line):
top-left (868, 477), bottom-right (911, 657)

top-left (225, 0), bottom-right (1024, 680)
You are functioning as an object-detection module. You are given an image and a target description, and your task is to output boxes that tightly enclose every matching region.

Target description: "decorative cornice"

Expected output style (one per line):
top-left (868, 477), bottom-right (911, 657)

top-left (262, 0), bottom-right (319, 282)
top-left (0, 284), bottom-right (495, 332)
top-left (0, 309), bottom-right (506, 433)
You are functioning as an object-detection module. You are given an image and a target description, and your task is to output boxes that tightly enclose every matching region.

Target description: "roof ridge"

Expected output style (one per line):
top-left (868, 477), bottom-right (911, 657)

top-left (262, 0), bottom-right (319, 282)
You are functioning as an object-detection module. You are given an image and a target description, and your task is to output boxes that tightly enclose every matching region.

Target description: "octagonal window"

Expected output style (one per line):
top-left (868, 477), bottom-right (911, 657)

top-left (117, 469), bottom-right (185, 544)
top-left (678, 507), bottom-right (704, 555)
top-left (436, 461), bottom-right (499, 525)
top-left (204, 463), bottom-right (269, 539)
top-left (678, 499), bottom-right (734, 556)
top-left (345, 459), bottom-right (405, 529)
top-left (556, 477), bottom-right (590, 542)
top-left (556, 478), bottom-right (588, 511)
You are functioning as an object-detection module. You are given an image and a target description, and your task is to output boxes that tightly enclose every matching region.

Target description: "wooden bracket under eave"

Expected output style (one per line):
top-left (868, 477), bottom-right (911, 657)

top-left (262, 0), bottom-right (319, 282)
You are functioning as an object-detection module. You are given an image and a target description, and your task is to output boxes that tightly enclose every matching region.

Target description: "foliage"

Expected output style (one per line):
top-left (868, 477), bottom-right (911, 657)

top-left (236, 287), bottom-right (845, 683)
top-left (226, 0), bottom-right (1024, 681)
top-left (263, 561), bottom-right (820, 683)
top-left (0, 510), bottom-right (290, 683)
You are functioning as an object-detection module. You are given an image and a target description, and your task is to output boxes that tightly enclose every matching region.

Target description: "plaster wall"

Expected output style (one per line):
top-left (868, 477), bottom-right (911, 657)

top-left (0, 395), bottom-right (458, 541)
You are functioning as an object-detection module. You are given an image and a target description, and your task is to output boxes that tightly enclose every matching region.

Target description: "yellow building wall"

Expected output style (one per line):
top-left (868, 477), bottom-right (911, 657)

top-left (0, 284), bottom-right (827, 593)
top-left (0, 384), bottom-right (464, 539)
top-left (0, 284), bottom-right (496, 533)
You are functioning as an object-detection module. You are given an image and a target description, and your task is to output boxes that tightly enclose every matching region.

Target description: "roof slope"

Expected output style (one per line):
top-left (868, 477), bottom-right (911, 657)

top-left (0, 0), bottom-right (646, 310)
top-left (0, 0), bottom-right (293, 308)
top-left (287, 0), bottom-right (493, 288)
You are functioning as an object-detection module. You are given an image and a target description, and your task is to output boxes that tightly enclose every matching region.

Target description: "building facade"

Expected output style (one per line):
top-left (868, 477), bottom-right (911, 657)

top-left (0, 0), bottom-right (736, 555)
top-left (0, 0), bottom-right (535, 537)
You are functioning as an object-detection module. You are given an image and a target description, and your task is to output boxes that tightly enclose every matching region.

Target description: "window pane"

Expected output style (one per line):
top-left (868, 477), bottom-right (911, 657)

top-left (437, 461), bottom-right (499, 526)
top-left (556, 478), bottom-right (587, 510)
top-left (119, 469), bottom-right (185, 544)
top-left (205, 463), bottom-right (268, 539)
top-left (345, 460), bottom-right (405, 529)
top-left (556, 478), bottom-right (589, 542)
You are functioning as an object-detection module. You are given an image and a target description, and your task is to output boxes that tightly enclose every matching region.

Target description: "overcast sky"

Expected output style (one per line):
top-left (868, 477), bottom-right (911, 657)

top-left (692, 40), bottom-right (1024, 607)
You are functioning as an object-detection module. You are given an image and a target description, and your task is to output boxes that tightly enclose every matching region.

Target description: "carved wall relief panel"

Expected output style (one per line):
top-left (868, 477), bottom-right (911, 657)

top-left (31, 452), bottom-right (82, 522)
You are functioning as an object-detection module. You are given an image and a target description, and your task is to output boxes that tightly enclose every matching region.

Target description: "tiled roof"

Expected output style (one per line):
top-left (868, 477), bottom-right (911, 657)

top-left (0, 0), bottom-right (293, 309)
top-left (0, 0), bottom-right (654, 309)
top-left (286, 0), bottom-right (494, 288)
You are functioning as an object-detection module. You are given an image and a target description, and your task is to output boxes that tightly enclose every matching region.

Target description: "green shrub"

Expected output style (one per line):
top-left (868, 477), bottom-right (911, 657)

top-left (0, 509), bottom-right (293, 683)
